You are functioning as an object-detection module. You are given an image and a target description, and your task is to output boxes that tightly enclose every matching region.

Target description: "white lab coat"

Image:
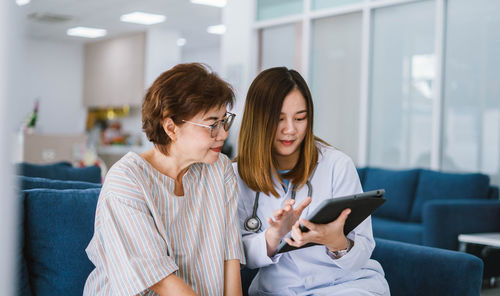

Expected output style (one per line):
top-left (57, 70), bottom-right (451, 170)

top-left (234, 142), bottom-right (390, 296)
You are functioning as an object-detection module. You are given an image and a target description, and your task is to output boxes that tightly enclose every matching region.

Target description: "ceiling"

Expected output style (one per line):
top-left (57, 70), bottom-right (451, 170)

top-left (21, 0), bottom-right (223, 50)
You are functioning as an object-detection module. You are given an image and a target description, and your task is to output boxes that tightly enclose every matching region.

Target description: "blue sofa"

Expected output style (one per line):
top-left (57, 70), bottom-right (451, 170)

top-left (241, 238), bottom-right (484, 296)
top-left (357, 167), bottom-right (500, 250)
top-left (16, 166), bottom-right (486, 295)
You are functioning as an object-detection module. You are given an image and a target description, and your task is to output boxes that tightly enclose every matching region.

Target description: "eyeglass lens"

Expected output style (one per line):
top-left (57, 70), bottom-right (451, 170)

top-left (210, 113), bottom-right (234, 138)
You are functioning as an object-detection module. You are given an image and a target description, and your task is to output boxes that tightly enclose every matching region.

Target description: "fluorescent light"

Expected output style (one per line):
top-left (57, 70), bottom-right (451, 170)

top-left (120, 12), bottom-right (166, 25)
top-left (16, 0), bottom-right (31, 6)
top-left (177, 38), bottom-right (187, 47)
top-left (190, 0), bottom-right (227, 8)
top-left (66, 27), bottom-right (107, 39)
top-left (207, 24), bottom-right (226, 35)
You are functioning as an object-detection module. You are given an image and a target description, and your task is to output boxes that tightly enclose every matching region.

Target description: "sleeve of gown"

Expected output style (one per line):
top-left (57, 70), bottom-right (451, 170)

top-left (328, 155), bottom-right (376, 272)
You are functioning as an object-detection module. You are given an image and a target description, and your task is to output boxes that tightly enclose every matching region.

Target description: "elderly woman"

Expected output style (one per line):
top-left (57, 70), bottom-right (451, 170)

top-left (84, 63), bottom-right (245, 296)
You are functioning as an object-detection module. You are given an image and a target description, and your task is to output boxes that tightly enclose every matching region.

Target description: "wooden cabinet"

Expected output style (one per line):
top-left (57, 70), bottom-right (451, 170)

top-left (83, 32), bottom-right (145, 107)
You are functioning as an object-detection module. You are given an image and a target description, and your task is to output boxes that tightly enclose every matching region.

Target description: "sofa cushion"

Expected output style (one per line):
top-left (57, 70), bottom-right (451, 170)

top-left (489, 186), bottom-right (499, 199)
top-left (372, 217), bottom-right (423, 245)
top-left (18, 175), bottom-right (102, 191)
top-left (24, 188), bottom-right (100, 296)
top-left (356, 167), bottom-right (367, 184)
top-left (17, 192), bottom-right (32, 296)
top-left (410, 170), bottom-right (490, 222)
top-left (17, 162), bottom-right (101, 183)
top-left (363, 168), bottom-right (419, 221)
top-left (16, 178), bottom-right (101, 296)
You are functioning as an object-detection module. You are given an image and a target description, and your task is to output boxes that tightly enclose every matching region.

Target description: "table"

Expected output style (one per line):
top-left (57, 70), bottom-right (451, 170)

top-left (458, 233), bottom-right (500, 287)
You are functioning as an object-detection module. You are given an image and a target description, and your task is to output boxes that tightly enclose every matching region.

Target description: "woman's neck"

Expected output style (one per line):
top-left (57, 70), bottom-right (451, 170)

top-left (274, 149), bottom-right (300, 171)
top-left (141, 146), bottom-right (191, 183)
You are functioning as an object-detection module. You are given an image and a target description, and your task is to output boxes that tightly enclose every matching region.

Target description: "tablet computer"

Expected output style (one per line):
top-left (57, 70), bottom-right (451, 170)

top-left (276, 189), bottom-right (386, 254)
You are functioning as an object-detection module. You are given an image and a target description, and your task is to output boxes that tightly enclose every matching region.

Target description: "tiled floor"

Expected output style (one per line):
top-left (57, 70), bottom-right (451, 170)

top-left (481, 278), bottom-right (500, 296)
top-left (481, 287), bottom-right (500, 296)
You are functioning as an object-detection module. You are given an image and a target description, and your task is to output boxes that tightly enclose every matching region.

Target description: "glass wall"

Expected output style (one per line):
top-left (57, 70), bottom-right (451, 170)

top-left (257, 0), bottom-right (303, 21)
top-left (312, 0), bottom-right (363, 10)
top-left (254, 0), bottom-right (500, 186)
top-left (259, 23), bottom-right (302, 71)
top-left (442, 0), bottom-right (500, 185)
top-left (368, 0), bottom-right (435, 168)
top-left (310, 13), bottom-right (362, 160)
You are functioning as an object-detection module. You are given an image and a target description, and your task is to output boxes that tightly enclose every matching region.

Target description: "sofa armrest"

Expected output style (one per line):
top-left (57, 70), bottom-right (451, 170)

top-left (422, 200), bottom-right (500, 250)
top-left (372, 238), bottom-right (483, 296)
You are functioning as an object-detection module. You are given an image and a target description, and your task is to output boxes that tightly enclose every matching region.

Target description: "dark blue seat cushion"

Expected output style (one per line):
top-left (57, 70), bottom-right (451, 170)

top-left (17, 162), bottom-right (101, 184)
top-left (372, 238), bottom-right (483, 296)
top-left (410, 170), bottom-right (490, 222)
top-left (24, 188), bottom-right (100, 296)
top-left (363, 168), bottom-right (419, 221)
top-left (372, 217), bottom-right (423, 245)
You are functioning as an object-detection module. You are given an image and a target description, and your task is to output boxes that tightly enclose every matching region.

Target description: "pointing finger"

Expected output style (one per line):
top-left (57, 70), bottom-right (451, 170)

top-left (296, 197), bottom-right (312, 212)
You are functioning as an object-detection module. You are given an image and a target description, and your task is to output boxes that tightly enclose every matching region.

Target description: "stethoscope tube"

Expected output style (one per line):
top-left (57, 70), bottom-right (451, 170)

top-left (244, 180), bottom-right (312, 232)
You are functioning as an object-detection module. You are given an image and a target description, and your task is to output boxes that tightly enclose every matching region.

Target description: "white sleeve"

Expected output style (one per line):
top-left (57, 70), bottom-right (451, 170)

top-left (234, 171), bottom-right (283, 269)
top-left (328, 155), bottom-right (376, 272)
top-left (241, 230), bottom-right (282, 269)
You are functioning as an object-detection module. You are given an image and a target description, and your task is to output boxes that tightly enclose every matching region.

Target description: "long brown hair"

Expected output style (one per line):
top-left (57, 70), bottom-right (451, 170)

top-left (237, 67), bottom-right (321, 197)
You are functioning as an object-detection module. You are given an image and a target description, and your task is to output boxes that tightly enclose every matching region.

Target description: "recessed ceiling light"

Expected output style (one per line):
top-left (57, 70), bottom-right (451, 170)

top-left (66, 27), bottom-right (107, 39)
top-left (207, 24), bottom-right (226, 35)
top-left (120, 12), bottom-right (166, 25)
top-left (177, 38), bottom-right (187, 47)
top-left (190, 0), bottom-right (227, 8)
top-left (16, 0), bottom-right (31, 6)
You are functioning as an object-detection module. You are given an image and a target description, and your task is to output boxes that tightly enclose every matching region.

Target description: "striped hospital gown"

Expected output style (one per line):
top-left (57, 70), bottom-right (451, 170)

top-left (83, 152), bottom-right (245, 295)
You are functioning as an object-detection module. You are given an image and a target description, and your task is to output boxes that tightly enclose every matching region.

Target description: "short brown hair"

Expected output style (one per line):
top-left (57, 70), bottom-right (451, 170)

top-left (142, 63), bottom-right (234, 154)
top-left (237, 67), bottom-right (323, 197)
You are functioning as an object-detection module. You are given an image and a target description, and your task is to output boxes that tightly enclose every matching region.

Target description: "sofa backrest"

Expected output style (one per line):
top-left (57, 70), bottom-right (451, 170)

top-left (359, 168), bottom-right (420, 221)
top-left (18, 175), bottom-right (102, 190)
top-left (489, 186), bottom-right (499, 199)
top-left (22, 188), bottom-right (100, 296)
top-left (17, 177), bottom-right (102, 296)
top-left (17, 162), bottom-right (102, 184)
top-left (410, 169), bottom-right (491, 222)
top-left (357, 167), bottom-right (493, 223)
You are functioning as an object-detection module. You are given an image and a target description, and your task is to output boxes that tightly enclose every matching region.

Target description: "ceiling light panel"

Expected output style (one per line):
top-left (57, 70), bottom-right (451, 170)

top-left (66, 27), bottom-right (107, 38)
top-left (16, 0), bottom-right (31, 6)
top-left (190, 0), bottom-right (227, 7)
top-left (177, 38), bottom-right (187, 47)
top-left (120, 12), bottom-right (166, 25)
top-left (207, 24), bottom-right (226, 35)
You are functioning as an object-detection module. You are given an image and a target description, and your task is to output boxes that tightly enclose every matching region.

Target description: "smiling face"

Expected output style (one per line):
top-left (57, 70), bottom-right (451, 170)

top-left (174, 105), bottom-right (229, 164)
top-left (272, 88), bottom-right (308, 170)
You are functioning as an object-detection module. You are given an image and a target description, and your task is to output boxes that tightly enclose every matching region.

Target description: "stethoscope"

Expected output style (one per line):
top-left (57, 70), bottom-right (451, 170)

top-left (244, 180), bottom-right (312, 232)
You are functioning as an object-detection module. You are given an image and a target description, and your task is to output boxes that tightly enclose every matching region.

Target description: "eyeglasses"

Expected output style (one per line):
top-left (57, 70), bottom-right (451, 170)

top-left (182, 112), bottom-right (235, 138)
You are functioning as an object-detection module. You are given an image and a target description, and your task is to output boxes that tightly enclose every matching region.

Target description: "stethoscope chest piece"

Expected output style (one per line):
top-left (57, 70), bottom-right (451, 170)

top-left (244, 216), bottom-right (262, 232)
top-left (244, 180), bottom-right (312, 233)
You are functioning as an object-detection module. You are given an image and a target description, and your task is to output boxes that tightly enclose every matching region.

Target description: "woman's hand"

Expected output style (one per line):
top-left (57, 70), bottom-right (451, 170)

top-left (265, 197), bottom-right (311, 256)
top-left (284, 208), bottom-right (351, 252)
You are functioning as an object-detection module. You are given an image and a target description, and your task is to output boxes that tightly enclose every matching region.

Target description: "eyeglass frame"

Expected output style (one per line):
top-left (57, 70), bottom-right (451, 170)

top-left (182, 112), bottom-right (236, 138)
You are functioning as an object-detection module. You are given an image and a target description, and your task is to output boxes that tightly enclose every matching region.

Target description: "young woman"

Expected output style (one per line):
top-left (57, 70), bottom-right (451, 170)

top-left (235, 67), bottom-right (389, 295)
top-left (84, 63), bottom-right (245, 296)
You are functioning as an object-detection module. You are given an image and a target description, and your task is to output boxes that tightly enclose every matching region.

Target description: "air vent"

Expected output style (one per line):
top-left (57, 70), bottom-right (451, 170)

top-left (28, 12), bottom-right (73, 23)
